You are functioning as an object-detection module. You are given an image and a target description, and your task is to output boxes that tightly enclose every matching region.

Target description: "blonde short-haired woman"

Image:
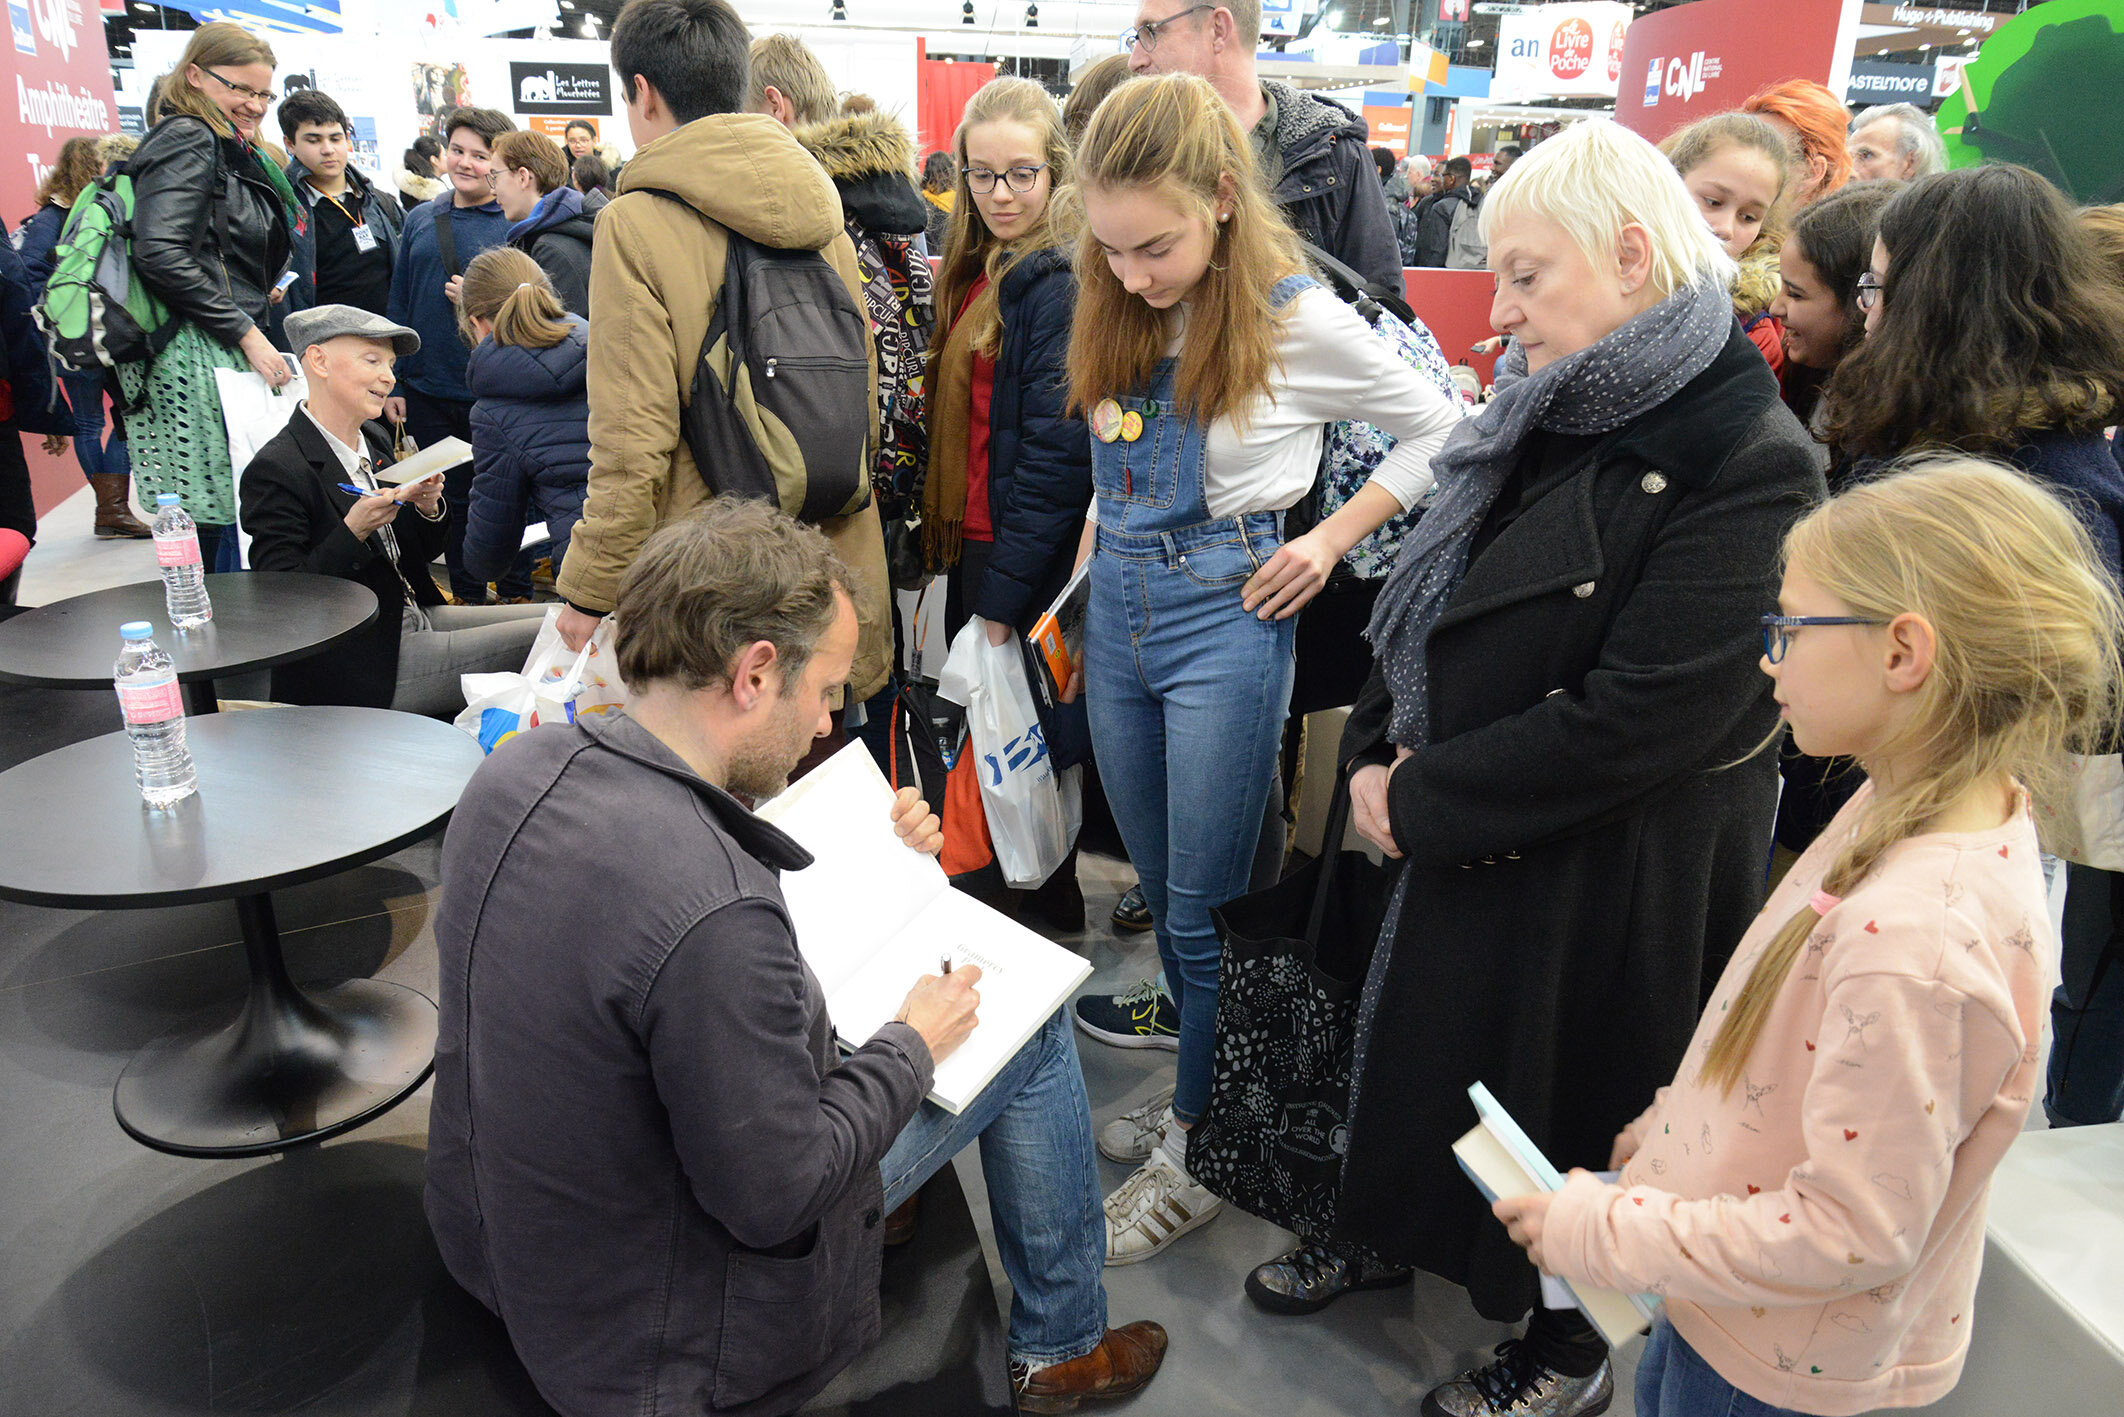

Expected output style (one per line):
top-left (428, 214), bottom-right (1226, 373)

top-left (1336, 118), bottom-right (1826, 1415)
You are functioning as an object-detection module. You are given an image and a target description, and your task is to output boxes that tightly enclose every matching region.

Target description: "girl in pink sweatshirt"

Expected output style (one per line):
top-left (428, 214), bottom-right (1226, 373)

top-left (1492, 458), bottom-right (2124, 1416)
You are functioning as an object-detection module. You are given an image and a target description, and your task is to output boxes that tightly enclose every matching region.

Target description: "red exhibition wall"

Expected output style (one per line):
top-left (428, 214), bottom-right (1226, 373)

top-left (1612, 0), bottom-right (1858, 143)
top-left (915, 42), bottom-right (996, 158)
top-left (4, 0), bottom-right (120, 517)
top-left (1405, 268), bottom-right (1500, 382)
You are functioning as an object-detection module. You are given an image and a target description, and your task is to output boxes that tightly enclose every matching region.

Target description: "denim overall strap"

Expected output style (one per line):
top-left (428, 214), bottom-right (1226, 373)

top-left (1268, 272), bottom-right (1316, 308)
top-left (1087, 357), bottom-right (1209, 539)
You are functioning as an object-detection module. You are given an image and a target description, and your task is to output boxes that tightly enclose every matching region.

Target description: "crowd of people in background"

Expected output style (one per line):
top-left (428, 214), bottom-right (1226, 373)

top-left (3, 4), bottom-right (2123, 1417)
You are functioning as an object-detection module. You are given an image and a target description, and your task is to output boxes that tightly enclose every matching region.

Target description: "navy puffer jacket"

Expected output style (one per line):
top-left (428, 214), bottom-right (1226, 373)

top-left (463, 315), bottom-right (590, 584)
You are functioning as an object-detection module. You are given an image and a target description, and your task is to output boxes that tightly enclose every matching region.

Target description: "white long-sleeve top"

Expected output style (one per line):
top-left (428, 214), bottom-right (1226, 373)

top-left (1182, 283), bottom-right (1464, 519)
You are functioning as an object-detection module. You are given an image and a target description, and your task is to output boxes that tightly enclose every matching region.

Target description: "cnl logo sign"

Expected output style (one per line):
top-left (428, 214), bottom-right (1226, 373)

top-left (30, 0), bottom-right (79, 62)
top-left (1643, 49), bottom-right (1725, 105)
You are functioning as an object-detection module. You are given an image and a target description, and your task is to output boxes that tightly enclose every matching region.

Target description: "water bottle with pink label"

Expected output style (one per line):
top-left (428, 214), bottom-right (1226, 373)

top-left (114, 622), bottom-right (196, 808)
top-left (151, 493), bottom-right (213, 630)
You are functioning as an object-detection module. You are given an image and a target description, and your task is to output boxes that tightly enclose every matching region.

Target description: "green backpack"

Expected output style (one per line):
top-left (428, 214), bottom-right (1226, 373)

top-left (32, 169), bottom-right (177, 392)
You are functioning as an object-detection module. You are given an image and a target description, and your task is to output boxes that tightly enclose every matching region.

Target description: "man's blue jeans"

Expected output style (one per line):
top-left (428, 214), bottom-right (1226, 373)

top-left (1635, 1317), bottom-right (1805, 1417)
top-left (878, 1007), bottom-right (1106, 1367)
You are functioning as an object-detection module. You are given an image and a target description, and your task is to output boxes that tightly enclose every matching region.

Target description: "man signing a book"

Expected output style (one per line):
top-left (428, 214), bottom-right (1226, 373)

top-left (424, 496), bottom-right (1167, 1416)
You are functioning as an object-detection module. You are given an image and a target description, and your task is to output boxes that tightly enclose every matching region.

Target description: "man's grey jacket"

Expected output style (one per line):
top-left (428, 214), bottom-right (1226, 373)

top-left (426, 711), bottom-right (935, 1416)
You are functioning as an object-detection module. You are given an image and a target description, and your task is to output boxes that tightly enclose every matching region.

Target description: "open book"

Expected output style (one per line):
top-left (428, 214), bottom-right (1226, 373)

top-left (377, 435), bottom-right (472, 486)
top-left (1454, 1082), bottom-right (1656, 1347)
top-left (756, 743), bottom-right (1093, 1114)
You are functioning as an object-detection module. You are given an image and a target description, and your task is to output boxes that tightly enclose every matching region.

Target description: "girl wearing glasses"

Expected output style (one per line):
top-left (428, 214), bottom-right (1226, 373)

top-left (924, 78), bottom-right (1096, 920)
top-left (124, 21), bottom-right (300, 571)
top-left (1494, 458), bottom-right (2121, 1417)
top-left (1822, 166), bottom-right (2124, 586)
top-left (1064, 74), bottom-right (1462, 1269)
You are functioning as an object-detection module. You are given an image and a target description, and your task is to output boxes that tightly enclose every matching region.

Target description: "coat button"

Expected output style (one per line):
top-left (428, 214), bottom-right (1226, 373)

top-left (1572, 581), bottom-right (1595, 598)
top-left (1641, 471), bottom-right (1668, 494)
top-left (863, 1207), bottom-right (881, 1228)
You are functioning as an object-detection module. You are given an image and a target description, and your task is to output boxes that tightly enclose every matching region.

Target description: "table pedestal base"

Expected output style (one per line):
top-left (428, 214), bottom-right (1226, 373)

top-left (112, 894), bottom-right (436, 1157)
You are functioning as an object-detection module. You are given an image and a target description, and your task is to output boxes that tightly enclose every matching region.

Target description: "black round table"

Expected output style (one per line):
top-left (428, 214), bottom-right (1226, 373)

top-left (0, 707), bottom-right (483, 1157)
top-left (0, 573), bottom-right (377, 716)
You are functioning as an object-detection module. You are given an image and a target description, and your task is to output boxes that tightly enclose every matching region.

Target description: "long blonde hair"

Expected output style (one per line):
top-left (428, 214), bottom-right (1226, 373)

top-left (1063, 73), bottom-right (1302, 429)
top-left (456, 248), bottom-right (572, 351)
top-left (159, 23), bottom-right (277, 139)
top-left (1701, 457), bottom-right (2124, 1093)
top-left (932, 77), bottom-right (1071, 361)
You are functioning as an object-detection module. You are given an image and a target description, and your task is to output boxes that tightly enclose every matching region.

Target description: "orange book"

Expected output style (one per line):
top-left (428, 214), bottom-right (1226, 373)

top-left (1027, 560), bottom-right (1090, 696)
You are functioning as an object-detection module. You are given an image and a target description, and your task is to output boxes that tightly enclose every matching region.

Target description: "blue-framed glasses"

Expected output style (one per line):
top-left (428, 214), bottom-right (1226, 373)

top-left (1761, 613), bottom-right (1890, 663)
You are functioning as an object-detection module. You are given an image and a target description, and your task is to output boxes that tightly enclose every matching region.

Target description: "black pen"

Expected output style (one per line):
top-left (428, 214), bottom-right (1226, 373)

top-left (940, 953), bottom-right (953, 975)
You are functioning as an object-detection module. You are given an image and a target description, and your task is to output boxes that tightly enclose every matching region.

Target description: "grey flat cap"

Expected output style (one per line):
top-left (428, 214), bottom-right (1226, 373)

top-left (283, 304), bottom-right (422, 359)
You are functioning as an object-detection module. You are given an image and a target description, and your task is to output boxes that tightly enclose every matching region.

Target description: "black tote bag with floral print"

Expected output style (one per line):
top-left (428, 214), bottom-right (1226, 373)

top-left (1190, 779), bottom-right (1397, 1242)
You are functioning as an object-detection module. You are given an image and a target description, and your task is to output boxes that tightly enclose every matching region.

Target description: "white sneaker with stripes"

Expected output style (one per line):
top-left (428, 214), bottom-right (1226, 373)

top-left (1103, 1145), bottom-right (1222, 1265)
top-left (1098, 1085), bottom-right (1176, 1165)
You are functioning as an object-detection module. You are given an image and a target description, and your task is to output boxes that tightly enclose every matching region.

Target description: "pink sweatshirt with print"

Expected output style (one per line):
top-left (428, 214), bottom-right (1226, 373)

top-left (1542, 784), bottom-right (2054, 1415)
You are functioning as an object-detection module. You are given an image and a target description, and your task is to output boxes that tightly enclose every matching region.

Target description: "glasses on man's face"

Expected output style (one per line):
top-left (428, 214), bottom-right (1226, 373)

top-left (1122, 3), bottom-right (1215, 53)
top-left (1760, 614), bottom-right (1890, 664)
top-left (963, 163), bottom-right (1050, 195)
top-left (202, 67), bottom-right (277, 104)
top-left (1855, 273), bottom-right (1884, 312)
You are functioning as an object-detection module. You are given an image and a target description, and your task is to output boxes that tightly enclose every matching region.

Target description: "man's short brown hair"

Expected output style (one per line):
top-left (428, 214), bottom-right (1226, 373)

top-left (747, 33), bottom-right (836, 128)
top-left (491, 130), bottom-right (570, 195)
top-left (1221, 0), bottom-right (1260, 46)
top-left (614, 499), bottom-right (855, 692)
top-left (444, 105), bottom-right (516, 150)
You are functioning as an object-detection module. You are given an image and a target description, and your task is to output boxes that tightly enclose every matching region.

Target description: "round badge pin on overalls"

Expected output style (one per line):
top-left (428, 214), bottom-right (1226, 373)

top-left (1091, 398), bottom-right (1124, 444)
top-left (1120, 410), bottom-right (1144, 443)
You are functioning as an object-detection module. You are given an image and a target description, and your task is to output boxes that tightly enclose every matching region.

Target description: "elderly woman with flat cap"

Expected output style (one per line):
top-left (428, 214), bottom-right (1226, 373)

top-left (1326, 119), bottom-right (1824, 1417)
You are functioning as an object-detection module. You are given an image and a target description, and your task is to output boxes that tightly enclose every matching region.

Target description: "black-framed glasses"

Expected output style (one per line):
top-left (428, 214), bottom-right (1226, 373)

top-left (1855, 273), bottom-right (1884, 311)
top-left (1122, 3), bottom-right (1215, 52)
top-left (1761, 614), bottom-right (1890, 663)
top-left (963, 163), bottom-right (1050, 194)
top-left (201, 67), bottom-right (277, 104)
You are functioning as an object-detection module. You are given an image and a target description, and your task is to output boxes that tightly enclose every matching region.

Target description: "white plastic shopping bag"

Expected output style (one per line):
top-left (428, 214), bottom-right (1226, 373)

top-left (217, 359), bottom-right (309, 568)
top-left (453, 606), bottom-right (627, 753)
top-left (936, 620), bottom-right (1081, 887)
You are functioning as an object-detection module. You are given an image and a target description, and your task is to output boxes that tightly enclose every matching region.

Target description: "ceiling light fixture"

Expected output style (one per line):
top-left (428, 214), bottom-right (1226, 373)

top-left (831, 0), bottom-right (846, 17)
top-left (1024, 2), bottom-right (1036, 26)
top-left (962, 0), bottom-right (975, 22)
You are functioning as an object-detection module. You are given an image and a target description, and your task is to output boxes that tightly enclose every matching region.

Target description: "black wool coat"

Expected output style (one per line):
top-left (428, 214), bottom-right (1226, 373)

top-left (1333, 326), bottom-right (1826, 1321)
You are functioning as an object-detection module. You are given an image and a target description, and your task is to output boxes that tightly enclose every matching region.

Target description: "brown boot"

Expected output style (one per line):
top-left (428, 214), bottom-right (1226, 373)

top-left (90, 474), bottom-right (149, 539)
top-left (882, 1194), bottom-right (919, 1247)
top-left (1012, 1322), bottom-right (1168, 1413)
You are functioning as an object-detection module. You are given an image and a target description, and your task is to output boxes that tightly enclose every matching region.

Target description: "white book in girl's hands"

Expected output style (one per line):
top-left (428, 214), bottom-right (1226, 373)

top-left (1453, 1082), bottom-right (1657, 1347)
top-left (756, 742), bottom-right (1092, 1114)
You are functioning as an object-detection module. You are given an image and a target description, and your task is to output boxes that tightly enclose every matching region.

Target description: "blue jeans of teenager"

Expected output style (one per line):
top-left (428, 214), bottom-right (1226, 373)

top-left (1085, 513), bottom-right (1297, 1125)
top-left (62, 371), bottom-right (128, 482)
top-left (1636, 1317), bottom-right (1807, 1417)
top-left (878, 1007), bottom-right (1106, 1366)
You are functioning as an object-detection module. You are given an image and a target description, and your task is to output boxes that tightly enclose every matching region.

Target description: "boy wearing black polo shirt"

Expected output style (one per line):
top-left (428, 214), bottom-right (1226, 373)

top-left (277, 91), bottom-right (405, 328)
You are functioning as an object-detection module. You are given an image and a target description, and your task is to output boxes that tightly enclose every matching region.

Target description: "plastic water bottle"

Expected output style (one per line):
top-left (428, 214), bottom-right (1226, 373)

top-left (114, 622), bottom-right (197, 808)
top-left (151, 493), bottom-right (213, 630)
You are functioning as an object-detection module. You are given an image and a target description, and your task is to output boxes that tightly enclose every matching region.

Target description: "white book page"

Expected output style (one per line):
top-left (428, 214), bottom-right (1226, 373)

top-left (755, 744), bottom-right (944, 997)
top-left (377, 436), bottom-right (473, 485)
top-left (828, 887), bottom-right (1092, 1114)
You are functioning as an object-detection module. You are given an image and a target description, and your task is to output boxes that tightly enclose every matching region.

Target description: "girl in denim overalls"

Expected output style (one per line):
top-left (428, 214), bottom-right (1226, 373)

top-left (1063, 75), bottom-right (1465, 1264)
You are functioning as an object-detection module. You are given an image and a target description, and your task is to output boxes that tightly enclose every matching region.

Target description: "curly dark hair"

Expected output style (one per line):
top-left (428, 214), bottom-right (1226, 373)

top-left (1787, 180), bottom-right (1899, 363)
top-left (1822, 165), bottom-right (2124, 461)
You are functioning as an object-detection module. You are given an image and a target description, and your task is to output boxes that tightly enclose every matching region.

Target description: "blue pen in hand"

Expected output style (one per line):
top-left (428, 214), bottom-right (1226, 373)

top-left (337, 483), bottom-right (396, 498)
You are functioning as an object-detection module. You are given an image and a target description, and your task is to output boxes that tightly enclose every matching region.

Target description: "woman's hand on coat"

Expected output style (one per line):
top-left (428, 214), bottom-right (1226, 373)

top-left (1350, 757), bottom-right (1403, 859)
top-left (239, 328), bottom-right (291, 389)
top-left (1242, 529), bottom-right (1339, 620)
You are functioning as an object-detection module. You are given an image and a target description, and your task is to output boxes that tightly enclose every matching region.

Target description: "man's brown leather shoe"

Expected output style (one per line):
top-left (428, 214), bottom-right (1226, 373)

top-left (1011, 1321), bottom-right (1168, 1413)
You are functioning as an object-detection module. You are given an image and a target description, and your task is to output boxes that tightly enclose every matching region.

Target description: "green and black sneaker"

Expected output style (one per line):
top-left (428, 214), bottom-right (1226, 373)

top-left (1073, 977), bottom-right (1180, 1051)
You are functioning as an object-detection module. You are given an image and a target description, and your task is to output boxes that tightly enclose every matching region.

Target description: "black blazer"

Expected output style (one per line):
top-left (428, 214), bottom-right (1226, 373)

top-left (239, 413), bottom-right (447, 708)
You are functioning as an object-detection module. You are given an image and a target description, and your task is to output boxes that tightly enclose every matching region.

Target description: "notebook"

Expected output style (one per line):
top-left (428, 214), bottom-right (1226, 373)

top-left (1453, 1082), bottom-right (1657, 1346)
top-left (1026, 558), bottom-right (1090, 698)
top-left (376, 436), bottom-right (472, 485)
top-left (756, 743), bottom-right (1093, 1114)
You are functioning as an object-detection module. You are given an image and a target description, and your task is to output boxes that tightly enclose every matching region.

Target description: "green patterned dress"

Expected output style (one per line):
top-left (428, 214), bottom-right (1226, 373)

top-left (119, 324), bottom-right (256, 529)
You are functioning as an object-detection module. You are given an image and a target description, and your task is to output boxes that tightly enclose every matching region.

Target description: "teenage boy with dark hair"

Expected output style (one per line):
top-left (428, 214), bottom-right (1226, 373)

top-left (276, 89), bottom-right (405, 332)
top-left (551, 0), bottom-right (895, 704)
top-left (385, 106), bottom-right (524, 602)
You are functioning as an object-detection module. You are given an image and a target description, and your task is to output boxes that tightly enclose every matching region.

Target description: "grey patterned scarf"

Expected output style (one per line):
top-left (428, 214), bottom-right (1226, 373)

top-left (1363, 277), bottom-right (1735, 747)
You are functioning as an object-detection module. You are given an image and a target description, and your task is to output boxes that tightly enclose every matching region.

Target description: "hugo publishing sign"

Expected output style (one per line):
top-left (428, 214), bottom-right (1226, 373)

top-left (508, 62), bottom-right (612, 116)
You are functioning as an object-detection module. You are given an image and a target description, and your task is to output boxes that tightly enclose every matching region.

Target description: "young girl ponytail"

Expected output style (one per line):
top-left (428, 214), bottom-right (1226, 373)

top-left (456, 247), bottom-right (572, 351)
top-left (1701, 457), bottom-right (2124, 1093)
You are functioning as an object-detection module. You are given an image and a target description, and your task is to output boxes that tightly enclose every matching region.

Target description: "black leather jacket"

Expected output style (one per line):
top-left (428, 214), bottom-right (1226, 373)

top-left (129, 115), bottom-right (292, 348)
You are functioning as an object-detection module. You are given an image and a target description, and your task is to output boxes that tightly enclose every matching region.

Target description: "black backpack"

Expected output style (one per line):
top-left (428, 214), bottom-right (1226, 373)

top-left (644, 191), bottom-right (872, 523)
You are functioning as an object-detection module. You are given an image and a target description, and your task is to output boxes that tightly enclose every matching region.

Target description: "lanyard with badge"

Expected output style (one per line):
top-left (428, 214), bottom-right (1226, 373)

top-left (322, 191), bottom-right (379, 254)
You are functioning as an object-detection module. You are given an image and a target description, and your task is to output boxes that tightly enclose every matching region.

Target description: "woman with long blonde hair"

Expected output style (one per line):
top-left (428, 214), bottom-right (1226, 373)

top-left (1494, 458), bottom-right (2122, 1417)
top-left (1063, 74), bottom-right (1461, 1268)
top-left (922, 76), bottom-right (1095, 922)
